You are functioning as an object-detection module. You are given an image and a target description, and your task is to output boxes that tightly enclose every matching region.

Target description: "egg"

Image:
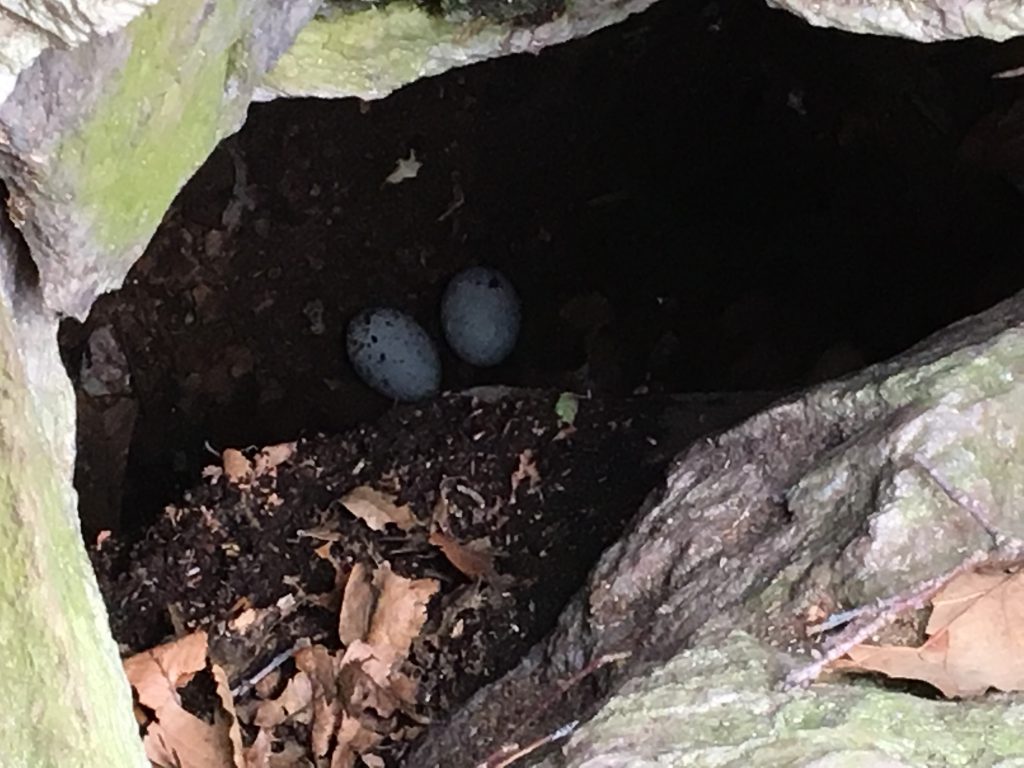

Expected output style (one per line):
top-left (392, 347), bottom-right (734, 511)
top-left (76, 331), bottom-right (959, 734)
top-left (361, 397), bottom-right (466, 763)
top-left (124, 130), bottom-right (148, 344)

top-left (441, 266), bottom-right (521, 367)
top-left (346, 308), bottom-right (441, 401)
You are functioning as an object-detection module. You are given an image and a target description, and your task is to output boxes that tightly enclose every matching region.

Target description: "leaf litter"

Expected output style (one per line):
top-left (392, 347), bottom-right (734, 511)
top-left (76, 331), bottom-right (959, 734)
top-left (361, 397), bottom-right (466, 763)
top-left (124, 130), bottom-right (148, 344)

top-left (829, 567), bottom-right (1024, 697)
top-left (93, 391), bottom-right (691, 766)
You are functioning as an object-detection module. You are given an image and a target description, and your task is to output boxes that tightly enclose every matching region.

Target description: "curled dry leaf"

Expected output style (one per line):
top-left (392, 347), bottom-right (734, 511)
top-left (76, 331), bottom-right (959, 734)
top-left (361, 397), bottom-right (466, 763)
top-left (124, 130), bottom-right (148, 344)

top-left (510, 448), bottom-right (540, 501)
top-left (341, 485), bottom-right (418, 531)
top-left (222, 449), bottom-right (254, 485)
top-left (243, 728), bottom-right (272, 768)
top-left (339, 639), bottom-right (418, 716)
top-left (367, 562), bottom-right (440, 661)
top-left (831, 569), bottom-right (1024, 697)
top-left (332, 713), bottom-right (384, 768)
top-left (429, 530), bottom-right (496, 580)
top-left (253, 442), bottom-right (297, 478)
top-left (254, 671), bottom-right (314, 728)
top-left (339, 562), bottom-right (375, 646)
top-left (295, 645), bottom-right (343, 758)
top-left (211, 662), bottom-right (245, 767)
top-left (124, 632), bottom-right (242, 768)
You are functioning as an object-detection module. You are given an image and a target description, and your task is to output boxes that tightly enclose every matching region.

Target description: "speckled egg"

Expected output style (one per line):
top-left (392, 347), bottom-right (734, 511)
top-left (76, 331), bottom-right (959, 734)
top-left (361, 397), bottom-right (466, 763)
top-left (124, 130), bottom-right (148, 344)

top-left (441, 266), bottom-right (521, 367)
top-left (346, 308), bottom-right (441, 401)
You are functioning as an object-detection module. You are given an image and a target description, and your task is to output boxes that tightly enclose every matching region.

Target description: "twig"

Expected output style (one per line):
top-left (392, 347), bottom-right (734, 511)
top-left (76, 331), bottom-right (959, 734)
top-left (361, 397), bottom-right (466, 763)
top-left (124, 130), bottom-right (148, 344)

top-left (231, 638), bottom-right (310, 698)
top-left (785, 452), bottom-right (1024, 689)
top-left (475, 651), bottom-right (631, 768)
top-left (477, 720), bottom-right (580, 768)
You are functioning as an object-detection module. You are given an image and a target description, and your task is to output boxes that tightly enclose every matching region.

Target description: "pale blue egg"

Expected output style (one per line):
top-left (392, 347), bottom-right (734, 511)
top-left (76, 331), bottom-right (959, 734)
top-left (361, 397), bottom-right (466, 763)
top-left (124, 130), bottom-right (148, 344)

top-left (441, 267), bottom-right (521, 367)
top-left (346, 308), bottom-right (441, 401)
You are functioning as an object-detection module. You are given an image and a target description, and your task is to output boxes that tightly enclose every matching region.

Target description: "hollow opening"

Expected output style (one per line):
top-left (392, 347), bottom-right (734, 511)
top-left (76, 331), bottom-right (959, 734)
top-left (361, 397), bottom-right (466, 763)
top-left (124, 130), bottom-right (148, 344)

top-left (60, 0), bottom-right (1024, 755)
top-left (63, 3), bottom-right (1024, 538)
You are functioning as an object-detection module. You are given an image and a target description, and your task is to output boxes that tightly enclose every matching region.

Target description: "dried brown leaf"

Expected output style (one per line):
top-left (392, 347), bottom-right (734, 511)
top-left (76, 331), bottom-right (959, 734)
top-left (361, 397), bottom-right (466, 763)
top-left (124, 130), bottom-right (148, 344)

top-left (341, 486), bottom-right (418, 531)
top-left (124, 632), bottom-right (209, 710)
top-left (367, 563), bottom-right (439, 661)
top-left (338, 641), bottom-right (413, 718)
top-left (339, 562), bottom-right (375, 645)
top-left (331, 713), bottom-right (384, 768)
top-left (831, 569), bottom-right (1024, 697)
top-left (211, 662), bottom-right (245, 768)
top-left (243, 728), bottom-right (272, 768)
top-left (222, 449), bottom-right (254, 485)
top-left (254, 670), bottom-right (314, 728)
top-left (429, 531), bottom-right (496, 580)
top-left (124, 633), bottom-right (239, 768)
top-left (295, 645), bottom-right (342, 757)
top-left (510, 449), bottom-right (540, 501)
top-left (253, 442), bottom-right (296, 478)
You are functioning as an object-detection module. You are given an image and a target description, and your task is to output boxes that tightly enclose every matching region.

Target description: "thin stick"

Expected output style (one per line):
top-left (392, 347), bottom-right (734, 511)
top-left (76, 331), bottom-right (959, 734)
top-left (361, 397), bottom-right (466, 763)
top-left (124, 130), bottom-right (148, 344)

top-left (477, 720), bottom-right (580, 768)
top-left (475, 651), bottom-right (631, 768)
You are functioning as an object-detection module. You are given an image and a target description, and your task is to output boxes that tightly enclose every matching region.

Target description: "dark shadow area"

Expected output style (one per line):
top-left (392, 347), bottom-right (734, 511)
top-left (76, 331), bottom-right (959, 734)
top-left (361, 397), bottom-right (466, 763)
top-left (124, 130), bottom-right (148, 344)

top-left (60, 0), bottom-right (1024, 538)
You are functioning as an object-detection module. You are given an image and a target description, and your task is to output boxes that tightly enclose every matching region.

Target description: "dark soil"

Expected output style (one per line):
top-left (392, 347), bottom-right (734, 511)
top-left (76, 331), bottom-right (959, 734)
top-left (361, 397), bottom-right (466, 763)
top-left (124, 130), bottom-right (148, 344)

top-left (91, 388), bottom-right (769, 763)
top-left (61, 0), bottom-right (1024, 763)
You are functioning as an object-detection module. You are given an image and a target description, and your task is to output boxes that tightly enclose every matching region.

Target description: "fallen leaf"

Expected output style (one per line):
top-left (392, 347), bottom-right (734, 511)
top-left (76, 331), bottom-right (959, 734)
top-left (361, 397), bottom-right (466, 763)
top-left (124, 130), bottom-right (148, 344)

top-left (339, 562), bottom-right (375, 646)
top-left (429, 531), bottom-right (496, 580)
top-left (338, 640), bottom-right (417, 715)
top-left (211, 662), bottom-right (246, 768)
top-left (341, 485), bottom-right (418, 531)
top-left (254, 671), bottom-right (314, 728)
top-left (222, 449), bottom-right (253, 485)
top-left (384, 150), bottom-right (421, 185)
top-left (253, 442), bottom-right (296, 478)
top-left (295, 645), bottom-right (343, 758)
top-left (229, 607), bottom-right (258, 633)
top-left (124, 632), bottom-right (209, 711)
top-left (243, 728), bottom-right (272, 768)
top-left (366, 562), bottom-right (439, 661)
top-left (510, 449), bottom-right (540, 501)
top-left (332, 713), bottom-right (384, 768)
top-left (268, 743), bottom-right (308, 768)
top-left (124, 632), bottom-right (239, 768)
top-left (831, 569), bottom-right (1024, 697)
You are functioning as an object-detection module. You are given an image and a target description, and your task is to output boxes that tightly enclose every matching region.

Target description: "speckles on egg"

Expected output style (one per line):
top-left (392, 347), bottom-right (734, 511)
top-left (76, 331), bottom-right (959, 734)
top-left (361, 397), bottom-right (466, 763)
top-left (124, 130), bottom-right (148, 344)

top-left (441, 266), bottom-right (521, 367)
top-left (345, 308), bottom-right (441, 402)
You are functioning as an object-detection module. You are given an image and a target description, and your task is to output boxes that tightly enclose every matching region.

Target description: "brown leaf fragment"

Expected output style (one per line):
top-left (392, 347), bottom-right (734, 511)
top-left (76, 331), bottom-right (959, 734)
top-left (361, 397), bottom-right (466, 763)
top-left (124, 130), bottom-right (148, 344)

top-left (295, 645), bottom-right (342, 758)
top-left (510, 448), bottom-right (540, 501)
top-left (223, 449), bottom-right (254, 485)
top-left (338, 640), bottom-right (416, 717)
top-left (341, 485), bottom-right (418, 531)
top-left (229, 607), bottom-right (259, 633)
top-left (253, 442), bottom-right (296, 475)
top-left (331, 713), bottom-right (384, 768)
top-left (429, 531), bottom-right (496, 580)
top-left (254, 671), bottom-right (314, 728)
top-left (267, 741), bottom-right (309, 768)
top-left (243, 728), bottom-right (272, 768)
top-left (831, 569), bottom-right (1024, 697)
top-left (339, 562), bottom-right (375, 646)
top-left (211, 662), bottom-right (246, 768)
top-left (124, 631), bottom-right (209, 710)
top-left (124, 632), bottom-right (239, 768)
top-left (366, 562), bottom-right (439, 661)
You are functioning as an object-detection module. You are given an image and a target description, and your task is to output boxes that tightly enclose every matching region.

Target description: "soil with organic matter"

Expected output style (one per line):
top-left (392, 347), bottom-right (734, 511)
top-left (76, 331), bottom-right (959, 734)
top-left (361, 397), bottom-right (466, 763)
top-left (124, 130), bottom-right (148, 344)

top-left (91, 388), bottom-right (770, 765)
